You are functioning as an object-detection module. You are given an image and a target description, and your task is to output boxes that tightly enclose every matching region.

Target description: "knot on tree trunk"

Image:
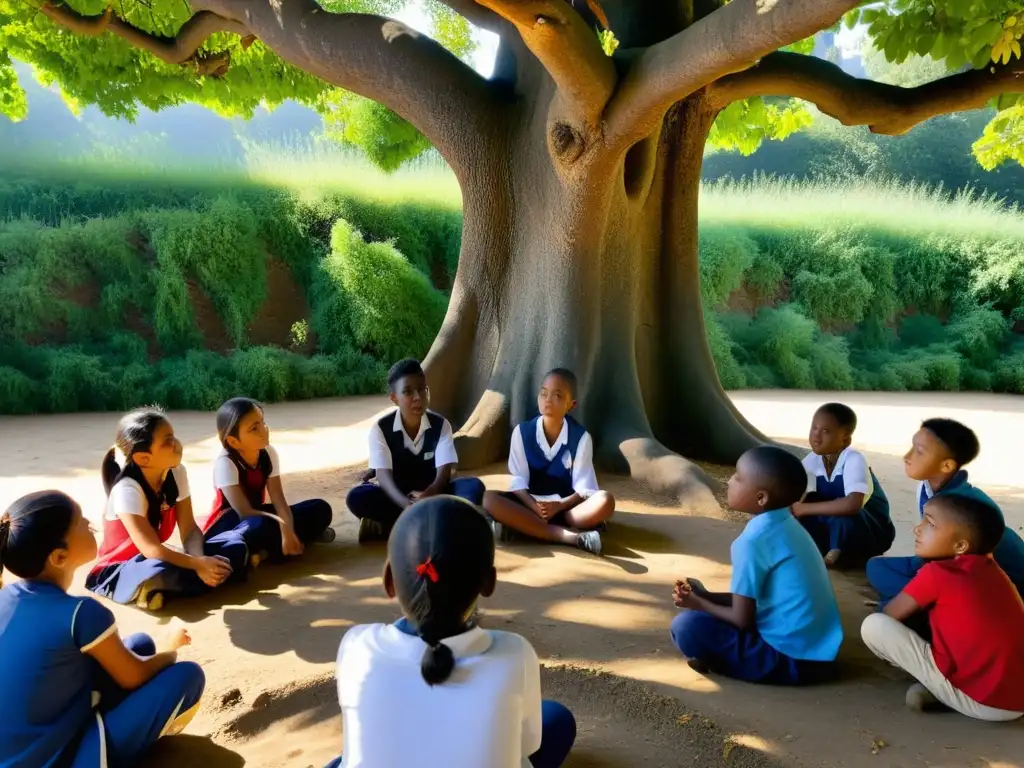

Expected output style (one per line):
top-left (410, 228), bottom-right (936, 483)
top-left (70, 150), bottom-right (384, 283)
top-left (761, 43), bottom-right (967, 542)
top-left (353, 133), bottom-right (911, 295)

top-left (550, 121), bottom-right (585, 162)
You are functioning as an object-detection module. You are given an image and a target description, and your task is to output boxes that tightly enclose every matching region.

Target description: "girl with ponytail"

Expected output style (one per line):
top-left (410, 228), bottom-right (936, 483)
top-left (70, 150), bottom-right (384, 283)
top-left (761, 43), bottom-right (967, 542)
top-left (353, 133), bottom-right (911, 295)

top-left (87, 406), bottom-right (248, 610)
top-left (0, 491), bottom-right (205, 767)
top-left (330, 496), bottom-right (577, 768)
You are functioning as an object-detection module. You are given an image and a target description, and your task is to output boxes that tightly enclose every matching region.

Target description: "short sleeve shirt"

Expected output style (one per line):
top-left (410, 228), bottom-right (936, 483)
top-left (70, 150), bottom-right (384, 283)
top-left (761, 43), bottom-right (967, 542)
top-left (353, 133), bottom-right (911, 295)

top-left (367, 410), bottom-right (458, 471)
top-left (0, 581), bottom-right (117, 767)
top-left (905, 556), bottom-right (1024, 711)
top-left (336, 623), bottom-right (542, 768)
top-left (802, 448), bottom-right (872, 501)
top-left (730, 508), bottom-right (843, 661)
top-left (104, 464), bottom-right (191, 521)
top-left (213, 446), bottom-right (280, 489)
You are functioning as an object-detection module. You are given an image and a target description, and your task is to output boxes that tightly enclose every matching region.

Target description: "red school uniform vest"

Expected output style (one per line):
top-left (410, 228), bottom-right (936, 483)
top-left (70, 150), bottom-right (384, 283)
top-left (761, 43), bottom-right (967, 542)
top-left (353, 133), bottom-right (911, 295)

top-left (202, 449), bottom-right (273, 533)
top-left (91, 465), bottom-right (180, 573)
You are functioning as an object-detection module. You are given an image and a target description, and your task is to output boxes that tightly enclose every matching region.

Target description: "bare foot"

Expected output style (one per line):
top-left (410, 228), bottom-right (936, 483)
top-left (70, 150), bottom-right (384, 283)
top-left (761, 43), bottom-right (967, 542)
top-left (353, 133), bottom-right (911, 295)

top-left (686, 658), bottom-right (710, 675)
top-left (824, 549), bottom-right (841, 568)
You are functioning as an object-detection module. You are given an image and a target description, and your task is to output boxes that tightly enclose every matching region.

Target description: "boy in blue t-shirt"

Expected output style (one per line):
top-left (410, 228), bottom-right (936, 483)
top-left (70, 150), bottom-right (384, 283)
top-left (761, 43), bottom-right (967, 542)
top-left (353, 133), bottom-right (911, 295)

top-left (482, 368), bottom-right (614, 556)
top-left (867, 418), bottom-right (1024, 607)
top-left (670, 446), bottom-right (843, 685)
top-left (792, 403), bottom-right (895, 568)
top-left (346, 359), bottom-right (485, 543)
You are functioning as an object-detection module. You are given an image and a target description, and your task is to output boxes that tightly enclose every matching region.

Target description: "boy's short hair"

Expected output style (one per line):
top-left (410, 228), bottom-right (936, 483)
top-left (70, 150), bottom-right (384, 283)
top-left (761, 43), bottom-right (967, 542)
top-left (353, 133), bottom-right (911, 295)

top-left (921, 418), bottom-right (979, 467)
top-left (388, 359), bottom-right (424, 392)
top-left (930, 493), bottom-right (1004, 555)
top-left (543, 368), bottom-right (578, 399)
top-left (744, 446), bottom-right (808, 510)
top-left (817, 402), bottom-right (857, 433)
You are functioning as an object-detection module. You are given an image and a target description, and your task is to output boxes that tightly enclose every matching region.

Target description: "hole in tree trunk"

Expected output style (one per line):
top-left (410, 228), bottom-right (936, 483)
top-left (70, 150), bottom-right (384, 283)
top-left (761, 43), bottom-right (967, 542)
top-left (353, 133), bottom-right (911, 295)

top-left (623, 136), bottom-right (654, 199)
top-left (551, 122), bottom-right (584, 163)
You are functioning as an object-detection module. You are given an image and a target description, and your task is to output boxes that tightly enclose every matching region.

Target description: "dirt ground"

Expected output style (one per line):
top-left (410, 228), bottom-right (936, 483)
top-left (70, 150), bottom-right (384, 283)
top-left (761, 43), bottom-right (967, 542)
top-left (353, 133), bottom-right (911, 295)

top-left (1, 391), bottom-right (1022, 768)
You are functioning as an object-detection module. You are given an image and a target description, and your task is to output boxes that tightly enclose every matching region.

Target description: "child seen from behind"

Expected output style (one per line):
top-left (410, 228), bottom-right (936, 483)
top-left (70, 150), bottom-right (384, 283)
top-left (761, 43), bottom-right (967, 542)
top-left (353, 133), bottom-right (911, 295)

top-left (792, 403), bottom-right (895, 567)
top-left (202, 397), bottom-right (335, 566)
top-left (88, 407), bottom-right (247, 610)
top-left (670, 446), bottom-right (843, 685)
top-left (0, 491), bottom-right (205, 766)
top-left (346, 359), bottom-right (485, 543)
top-left (330, 496), bottom-right (577, 768)
top-left (861, 494), bottom-right (1024, 720)
top-left (482, 368), bottom-right (614, 556)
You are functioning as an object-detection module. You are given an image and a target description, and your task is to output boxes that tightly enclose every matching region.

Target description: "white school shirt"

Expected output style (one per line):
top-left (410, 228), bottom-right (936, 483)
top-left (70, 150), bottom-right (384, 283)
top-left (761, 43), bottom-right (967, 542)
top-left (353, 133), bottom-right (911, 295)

top-left (802, 448), bottom-right (872, 504)
top-left (212, 446), bottom-right (281, 489)
top-left (367, 409), bottom-right (458, 470)
top-left (104, 464), bottom-right (191, 521)
top-left (335, 623), bottom-right (543, 768)
top-left (508, 418), bottom-right (599, 502)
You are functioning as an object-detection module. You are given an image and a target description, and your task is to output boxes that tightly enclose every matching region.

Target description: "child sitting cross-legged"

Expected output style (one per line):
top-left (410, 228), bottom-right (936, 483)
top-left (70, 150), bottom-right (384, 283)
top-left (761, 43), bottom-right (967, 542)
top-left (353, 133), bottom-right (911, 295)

top-left (346, 358), bottom-right (485, 543)
top-left (861, 493), bottom-right (1024, 721)
top-left (482, 368), bottom-right (614, 556)
top-left (791, 403), bottom-right (895, 568)
top-left (670, 446), bottom-right (843, 685)
top-left (329, 496), bottom-right (577, 768)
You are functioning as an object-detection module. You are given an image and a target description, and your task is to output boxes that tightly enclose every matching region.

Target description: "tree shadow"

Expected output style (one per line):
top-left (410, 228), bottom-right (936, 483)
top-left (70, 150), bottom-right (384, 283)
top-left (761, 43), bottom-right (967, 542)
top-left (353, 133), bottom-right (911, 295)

top-left (145, 735), bottom-right (245, 768)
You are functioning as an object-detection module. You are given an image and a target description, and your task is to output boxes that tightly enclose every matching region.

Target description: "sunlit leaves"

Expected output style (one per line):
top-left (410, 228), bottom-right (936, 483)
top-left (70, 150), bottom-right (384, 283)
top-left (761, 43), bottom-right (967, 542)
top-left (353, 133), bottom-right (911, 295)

top-left (424, 0), bottom-right (476, 59)
top-left (973, 105), bottom-right (1024, 169)
top-left (0, 49), bottom-right (26, 121)
top-left (598, 29), bottom-right (619, 56)
top-left (708, 97), bottom-right (814, 155)
top-left (321, 92), bottom-right (432, 170)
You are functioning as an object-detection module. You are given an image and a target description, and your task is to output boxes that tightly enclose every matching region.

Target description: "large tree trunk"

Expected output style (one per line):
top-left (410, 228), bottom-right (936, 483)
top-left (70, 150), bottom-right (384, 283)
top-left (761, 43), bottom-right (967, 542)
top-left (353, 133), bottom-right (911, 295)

top-left (424, 82), bottom-right (767, 509)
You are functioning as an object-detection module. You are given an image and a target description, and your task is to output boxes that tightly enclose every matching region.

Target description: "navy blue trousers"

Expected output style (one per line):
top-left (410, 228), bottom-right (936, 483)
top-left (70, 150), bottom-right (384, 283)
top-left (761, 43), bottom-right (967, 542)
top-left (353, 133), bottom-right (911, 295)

top-left (670, 611), bottom-right (836, 686)
top-left (799, 514), bottom-right (891, 564)
top-left (205, 499), bottom-right (333, 561)
top-left (86, 531), bottom-right (249, 605)
top-left (70, 633), bottom-right (205, 766)
top-left (323, 700), bottom-right (575, 768)
top-left (346, 478), bottom-right (486, 527)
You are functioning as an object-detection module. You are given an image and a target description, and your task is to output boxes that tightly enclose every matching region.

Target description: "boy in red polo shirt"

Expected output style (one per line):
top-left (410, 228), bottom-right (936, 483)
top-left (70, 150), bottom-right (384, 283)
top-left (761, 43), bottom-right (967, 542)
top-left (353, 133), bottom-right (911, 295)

top-left (861, 493), bottom-right (1024, 720)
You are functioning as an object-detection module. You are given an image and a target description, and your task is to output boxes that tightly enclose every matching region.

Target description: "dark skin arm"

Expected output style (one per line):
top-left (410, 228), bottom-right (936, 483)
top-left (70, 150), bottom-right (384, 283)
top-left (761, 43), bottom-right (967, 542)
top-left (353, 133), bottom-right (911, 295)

top-left (375, 468), bottom-right (412, 509)
top-left (673, 579), bottom-right (757, 632)
top-left (514, 489), bottom-right (544, 516)
top-left (413, 463), bottom-right (454, 500)
top-left (679, 578), bottom-right (732, 606)
top-left (883, 591), bottom-right (921, 622)
top-left (792, 492), bottom-right (865, 518)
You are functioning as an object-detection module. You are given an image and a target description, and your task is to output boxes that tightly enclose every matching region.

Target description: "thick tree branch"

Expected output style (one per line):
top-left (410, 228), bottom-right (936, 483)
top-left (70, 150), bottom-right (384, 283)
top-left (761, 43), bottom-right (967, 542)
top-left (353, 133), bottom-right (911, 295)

top-left (605, 0), bottom-right (859, 149)
top-left (708, 51), bottom-right (1024, 134)
top-left (435, 0), bottom-right (505, 33)
top-left (38, 2), bottom-right (250, 76)
top-left (473, 0), bottom-right (615, 126)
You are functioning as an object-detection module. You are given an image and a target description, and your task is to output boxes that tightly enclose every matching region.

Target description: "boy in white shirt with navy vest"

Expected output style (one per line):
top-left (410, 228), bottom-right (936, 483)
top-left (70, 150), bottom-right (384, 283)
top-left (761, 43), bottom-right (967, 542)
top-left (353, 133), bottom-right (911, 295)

top-left (482, 368), bottom-right (614, 556)
top-left (346, 359), bottom-right (485, 542)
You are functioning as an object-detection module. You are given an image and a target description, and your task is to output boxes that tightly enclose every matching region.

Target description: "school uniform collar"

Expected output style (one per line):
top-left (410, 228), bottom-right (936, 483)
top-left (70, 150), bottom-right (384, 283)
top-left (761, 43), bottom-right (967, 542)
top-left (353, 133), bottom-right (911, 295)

top-left (807, 447), bottom-right (854, 481)
top-left (745, 507), bottom-right (793, 534)
top-left (389, 621), bottom-right (493, 659)
top-left (392, 409), bottom-right (433, 442)
top-left (535, 416), bottom-right (569, 460)
top-left (923, 469), bottom-right (969, 499)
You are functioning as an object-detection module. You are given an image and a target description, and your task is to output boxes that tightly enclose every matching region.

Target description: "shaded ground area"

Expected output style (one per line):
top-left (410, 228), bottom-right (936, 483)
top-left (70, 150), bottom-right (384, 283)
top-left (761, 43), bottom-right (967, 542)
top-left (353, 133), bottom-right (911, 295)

top-left (1, 392), bottom-right (1022, 767)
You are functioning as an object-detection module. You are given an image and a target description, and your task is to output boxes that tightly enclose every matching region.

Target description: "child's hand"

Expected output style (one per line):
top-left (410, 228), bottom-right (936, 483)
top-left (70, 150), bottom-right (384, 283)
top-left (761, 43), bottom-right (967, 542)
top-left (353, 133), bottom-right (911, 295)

top-left (536, 501), bottom-right (559, 521)
top-left (673, 579), bottom-right (699, 609)
top-left (166, 625), bottom-right (192, 652)
top-left (281, 525), bottom-right (305, 557)
top-left (196, 555), bottom-right (233, 587)
top-left (409, 491), bottom-right (424, 502)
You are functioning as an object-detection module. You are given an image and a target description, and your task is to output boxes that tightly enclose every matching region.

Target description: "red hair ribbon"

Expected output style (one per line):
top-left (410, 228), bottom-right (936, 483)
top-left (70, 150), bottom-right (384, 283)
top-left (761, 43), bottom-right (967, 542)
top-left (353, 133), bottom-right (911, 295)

top-left (416, 557), bottom-right (439, 583)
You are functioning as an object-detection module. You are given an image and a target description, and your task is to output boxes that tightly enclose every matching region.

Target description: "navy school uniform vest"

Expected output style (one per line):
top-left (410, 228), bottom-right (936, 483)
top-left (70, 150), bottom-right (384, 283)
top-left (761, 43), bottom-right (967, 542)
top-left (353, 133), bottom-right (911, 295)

top-left (381, 411), bottom-right (446, 495)
top-left (813, 465), bottom-right (894, 542)
top-left (522, 415), bottom-right (585, 498)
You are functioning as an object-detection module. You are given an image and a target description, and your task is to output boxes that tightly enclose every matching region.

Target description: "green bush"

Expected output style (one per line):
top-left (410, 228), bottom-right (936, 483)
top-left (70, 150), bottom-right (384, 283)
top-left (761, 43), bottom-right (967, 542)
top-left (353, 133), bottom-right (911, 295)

top-left (0, 366), bottom-right (36, 414)
top-left (698, 227), bottom-right (756, 306)
top-left (45, 350), bottom-right (115, 412)
top-left (231, 347), bottom-right (295, 403)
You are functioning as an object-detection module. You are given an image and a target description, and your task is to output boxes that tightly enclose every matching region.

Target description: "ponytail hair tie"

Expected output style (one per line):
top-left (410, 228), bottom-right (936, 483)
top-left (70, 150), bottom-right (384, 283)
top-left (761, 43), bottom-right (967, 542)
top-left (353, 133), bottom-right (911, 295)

top-left (416, 557), bottom-right (439, 583)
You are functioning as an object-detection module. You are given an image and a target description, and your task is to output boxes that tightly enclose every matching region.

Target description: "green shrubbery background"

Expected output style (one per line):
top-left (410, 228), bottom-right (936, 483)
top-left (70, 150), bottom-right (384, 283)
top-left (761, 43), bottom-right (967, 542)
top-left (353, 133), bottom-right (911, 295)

top-left (0, 159), bottom-right (1022, 416)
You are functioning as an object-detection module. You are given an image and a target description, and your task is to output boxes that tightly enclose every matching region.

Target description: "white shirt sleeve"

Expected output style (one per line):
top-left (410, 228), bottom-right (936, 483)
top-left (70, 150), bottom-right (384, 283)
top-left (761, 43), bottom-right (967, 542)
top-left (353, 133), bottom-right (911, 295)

top-left (507, 426), bottom-right (531, 493)
top-left (171, 464), bottom-right (191, 501)
top-left (213, 454), bottom-right (242, 489)
top-left (802, 453), bottom-right (818, 494)
top-left (571, 432), bottom-right (599, 499)
top-left (367, 422), bottom-right (393, 471)
top-left (107, 480), bottom-right (147, 520)
top-left (433, 419), bottom-right (458, 468)
top-left (841, 451), bottom-right (872, 497)
top-left (266, 445), bottom-right (281, 478)
top-left (520, 637), bottom-right (544, 758)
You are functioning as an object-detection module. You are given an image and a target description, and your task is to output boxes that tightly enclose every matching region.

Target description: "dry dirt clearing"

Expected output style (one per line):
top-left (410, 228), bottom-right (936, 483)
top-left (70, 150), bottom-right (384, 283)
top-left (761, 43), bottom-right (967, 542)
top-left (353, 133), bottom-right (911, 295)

top-left (1, 391), bottom-right (1021, 767)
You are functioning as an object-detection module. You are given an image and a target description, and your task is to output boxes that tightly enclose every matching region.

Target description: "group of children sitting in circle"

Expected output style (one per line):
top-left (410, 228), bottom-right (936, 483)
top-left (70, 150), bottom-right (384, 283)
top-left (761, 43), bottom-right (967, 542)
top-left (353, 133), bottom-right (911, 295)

top-left (1, 357), bottom-right (1022, 767)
